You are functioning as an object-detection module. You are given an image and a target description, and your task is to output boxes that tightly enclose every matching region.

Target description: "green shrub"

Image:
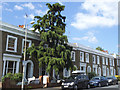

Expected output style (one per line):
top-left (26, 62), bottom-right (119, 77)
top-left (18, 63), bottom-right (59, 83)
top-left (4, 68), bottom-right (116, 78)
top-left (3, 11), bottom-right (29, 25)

top-left (87, 72), bottom-right (97, 79)
top-left (2, 73), bottom-right (22, 83)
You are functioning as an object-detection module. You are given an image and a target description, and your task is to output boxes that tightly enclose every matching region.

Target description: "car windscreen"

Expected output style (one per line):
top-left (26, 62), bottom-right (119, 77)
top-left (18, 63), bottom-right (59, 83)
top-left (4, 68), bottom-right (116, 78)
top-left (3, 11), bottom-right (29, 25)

top-left (67, 75), bottom-right (77, 80)
top-left (106, 77), bottom-right (113, 79)
top-left (91, 77), bottom-right (100, 80)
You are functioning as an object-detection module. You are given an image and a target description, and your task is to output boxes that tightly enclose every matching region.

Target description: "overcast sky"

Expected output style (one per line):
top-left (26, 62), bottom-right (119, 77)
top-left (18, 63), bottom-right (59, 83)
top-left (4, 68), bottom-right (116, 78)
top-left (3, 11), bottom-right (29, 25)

top-left (0, 0), bottom-right (118, 54)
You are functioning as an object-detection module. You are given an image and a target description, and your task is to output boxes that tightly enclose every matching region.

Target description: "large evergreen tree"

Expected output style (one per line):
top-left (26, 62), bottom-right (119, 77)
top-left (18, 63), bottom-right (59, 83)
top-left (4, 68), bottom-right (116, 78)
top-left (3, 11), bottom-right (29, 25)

top-left (27, 3), bottom-right (74, 78)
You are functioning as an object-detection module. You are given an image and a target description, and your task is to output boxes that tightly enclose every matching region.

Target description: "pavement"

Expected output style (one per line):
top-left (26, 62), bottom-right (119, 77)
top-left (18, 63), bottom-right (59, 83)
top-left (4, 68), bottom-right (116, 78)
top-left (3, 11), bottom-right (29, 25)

top-left (31, 84), bottom-right (120, 90)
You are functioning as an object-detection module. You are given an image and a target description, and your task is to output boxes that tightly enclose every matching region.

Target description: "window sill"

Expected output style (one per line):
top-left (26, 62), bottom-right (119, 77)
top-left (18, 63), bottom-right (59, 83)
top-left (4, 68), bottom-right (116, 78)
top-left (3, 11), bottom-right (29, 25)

top-left (6, 49), bottom-right (17, 53)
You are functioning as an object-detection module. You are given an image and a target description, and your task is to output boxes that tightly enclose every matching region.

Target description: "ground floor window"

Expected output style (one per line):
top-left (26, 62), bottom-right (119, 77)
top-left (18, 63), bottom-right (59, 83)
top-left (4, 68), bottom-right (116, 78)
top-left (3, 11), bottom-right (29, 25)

top-left (93, 65), bottom-right (98, 75)
top-left (118, 68), bottom-right (120, 75)
top-left (114, 69), bottom-right (116, 75)
top-left (107, 68), bottom-right (109, 76)
top-left (80, 63), bottom-right (86, 74)
top-left (87, 66), bottom-right (91, 73)
top-left (110, 67), bottom-right (113, 76)
top-left (98, 67), bottom-right (101, 76)
top-left (63, 68), bottom-right (70, 77)
top-left (4, 61), bottom-right (17, 75)
top-left (3, 54), bottom-right (21, 76)
top-left (103, 66), bottom-right (106, 76)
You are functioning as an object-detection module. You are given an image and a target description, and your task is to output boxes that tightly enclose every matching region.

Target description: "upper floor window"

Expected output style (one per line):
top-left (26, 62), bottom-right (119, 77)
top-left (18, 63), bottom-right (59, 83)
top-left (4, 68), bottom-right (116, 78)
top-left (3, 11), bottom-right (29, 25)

top-left (71, 51), bottom-right (75, 61)
top-left (92, 55), bottom-right (96, 64)
top-left (80, 52), bottom-right (84, 62)
top-left (97, 56), bottom-right (100, 64)
top-left (22, 39), bottom-right (32, 53)
top-left (102, 57), bottom-right (105, 64)
top-left (85, 53), bottom-right (89, 63)
top-left (106, 58), bottom-right (108, 65)
top-left (6, 35), bottom-right (17, 52)
top-left (109, 58), bottom-right (112, 66)
top-left (113, 59), bottom-right (114, 66)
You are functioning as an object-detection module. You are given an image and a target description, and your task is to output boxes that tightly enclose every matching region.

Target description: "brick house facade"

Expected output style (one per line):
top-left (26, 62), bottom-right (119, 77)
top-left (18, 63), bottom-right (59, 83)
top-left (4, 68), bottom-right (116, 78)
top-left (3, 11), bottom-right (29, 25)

top-left (0, 21), bottom-right (120, 82)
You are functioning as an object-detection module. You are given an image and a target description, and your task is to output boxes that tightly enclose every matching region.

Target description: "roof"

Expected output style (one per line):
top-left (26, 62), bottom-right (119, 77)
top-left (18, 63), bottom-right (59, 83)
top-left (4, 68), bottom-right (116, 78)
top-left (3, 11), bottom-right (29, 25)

top-left (0, 21), bottom-right (40, 40)
top-left (68, 43), bottom-right (114, 58)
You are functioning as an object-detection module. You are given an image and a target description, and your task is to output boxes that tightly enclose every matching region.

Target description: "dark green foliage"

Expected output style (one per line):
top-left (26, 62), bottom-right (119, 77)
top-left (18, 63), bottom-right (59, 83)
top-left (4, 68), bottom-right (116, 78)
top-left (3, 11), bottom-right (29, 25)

top-left (87, 72), bottom-right (97, 79)
top-left (27, 3), bottom-right (74, 77)
top-left (96, 46), bottom-right (103, 51)
top-left (2, 73), bottom-right (22, 82)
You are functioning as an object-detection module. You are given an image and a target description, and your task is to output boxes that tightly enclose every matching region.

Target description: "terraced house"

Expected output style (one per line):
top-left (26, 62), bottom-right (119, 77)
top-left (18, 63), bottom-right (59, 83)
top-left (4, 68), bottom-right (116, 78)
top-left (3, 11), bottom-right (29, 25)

top-left (0, 21), bottom-right (40, 82)
top-left (63, 43), bottom-right (120, 78)
top-left (0, 21), bottom-right (120, 83)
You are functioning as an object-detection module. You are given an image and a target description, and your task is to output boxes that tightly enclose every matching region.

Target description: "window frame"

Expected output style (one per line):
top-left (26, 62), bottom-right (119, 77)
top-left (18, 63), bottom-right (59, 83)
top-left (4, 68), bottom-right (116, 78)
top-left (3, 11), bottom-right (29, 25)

top-left (71, 51), bottom-right (75, 61)
top-left (92, 55), bottom-right (96, 64)
top-left (85, 53), bottom-right (89, 63)
top-left (106, 58), bottom-right (108, 65)
top-left (97, 56), bottom-right (100, 64)
top-left (113, 59), bottom-right (114, 66)
top-left (63, 68), bottom-right (71, 78)
top-left (102, 57), bottom-right (105, 64)
top-left (109, 58), bottom-right (112, 66)
top-left (80, 52), bottom-right (84, 62)
top-left (22, 39), bottom-right (32, 53)
top-left (6, 35), bottom-right (17, 52)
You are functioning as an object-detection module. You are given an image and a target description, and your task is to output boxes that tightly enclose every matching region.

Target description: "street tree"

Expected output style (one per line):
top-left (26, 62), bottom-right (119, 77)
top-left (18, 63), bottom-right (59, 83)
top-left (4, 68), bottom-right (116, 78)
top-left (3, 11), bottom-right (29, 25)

top-left (26, 3), bottom-right (74, 78)
top-left (96, 46), bottom-right (103, 51)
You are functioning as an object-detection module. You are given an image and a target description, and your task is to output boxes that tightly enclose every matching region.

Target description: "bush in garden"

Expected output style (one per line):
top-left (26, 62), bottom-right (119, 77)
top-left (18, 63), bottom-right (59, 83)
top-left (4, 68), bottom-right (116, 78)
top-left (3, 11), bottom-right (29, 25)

top-left (87, 72), bottom-right (97, 80)
top-left (2, 73), bottom-right (22, 83)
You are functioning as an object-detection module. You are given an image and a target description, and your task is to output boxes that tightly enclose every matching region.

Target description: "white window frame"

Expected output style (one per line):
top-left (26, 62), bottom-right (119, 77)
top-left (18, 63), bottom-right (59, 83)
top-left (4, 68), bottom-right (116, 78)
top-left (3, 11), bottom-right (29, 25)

top-left (98, 67), bottom-right (101, 76)
top-left (103, 66), bottom-right (106, 76)
top-left (113, 59), bottom-right (114, 66)
top-left (6, 35), bottom-right (17, 52)
top-left (80, 52), bottom-right (84, 62)
top-left (63, 68), bottom-right (71, 78)
top-left (114, 69), bottom-right (116, 75)
top-left (93, 65), bottom-right (98, 74)
top-left (85, 53), bottom-right (89, 63)
top-left (2, 54), bottom-right (21, 76)
top-left (110, 67), bottom-right (113, 76)
top-left (92, 55), bottom-right (96, 64)
top-left (106, 58), bottom-right (108, 65)
top-left (109, 58), bottom-right (112, 66)
top-left (97, 56), bottom-right (100, 64)
top-left (22, 39), bottom-right (32, 53)
top-left (102, 57), bottom-right (105, 64)
top-left (107, 68), bottom-right (109, 76)
top-left (71, 51), bottom-right (75, 61)
top-left (80, 63), bottom-right (86, 74)
top-left (87, 66), bottom-right (91, 73)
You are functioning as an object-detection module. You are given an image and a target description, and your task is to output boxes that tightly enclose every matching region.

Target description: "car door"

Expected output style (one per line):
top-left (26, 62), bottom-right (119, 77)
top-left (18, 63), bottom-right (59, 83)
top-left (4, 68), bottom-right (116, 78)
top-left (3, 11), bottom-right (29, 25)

top-left (83, 75), bottom-right (88, 88)
top-left (100, 77), bottom-right (105, 86)
top-left (77, 75), bottom-right (83, 88)
top-left (102, 77), bottom-right (107, 86)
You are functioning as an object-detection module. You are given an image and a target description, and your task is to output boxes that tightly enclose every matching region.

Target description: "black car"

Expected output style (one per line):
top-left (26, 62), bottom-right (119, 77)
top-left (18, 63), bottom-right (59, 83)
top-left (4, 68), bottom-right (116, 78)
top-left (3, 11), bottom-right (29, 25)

top-left (106, 76), bottom-right (118, 85)
top-left (89, 76), bottom-right (108, 87)
top-left (61, 75), bottom-right (90, 90)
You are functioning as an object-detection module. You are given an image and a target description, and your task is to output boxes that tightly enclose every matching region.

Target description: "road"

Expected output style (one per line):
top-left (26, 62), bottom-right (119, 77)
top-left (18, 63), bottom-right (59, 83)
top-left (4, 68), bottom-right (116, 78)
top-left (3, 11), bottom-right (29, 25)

top-left (31, 84), bottom-right (120, 90)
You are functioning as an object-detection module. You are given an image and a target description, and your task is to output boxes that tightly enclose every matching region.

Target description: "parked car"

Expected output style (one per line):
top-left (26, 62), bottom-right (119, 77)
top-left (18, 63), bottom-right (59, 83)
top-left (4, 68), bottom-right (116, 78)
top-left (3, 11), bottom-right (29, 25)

top-left (61, 75), bottom-right (90, 90)
top-left (106, 76), bottom-right (118, 85)
top-left (89, 76), bottom-right (108, 87)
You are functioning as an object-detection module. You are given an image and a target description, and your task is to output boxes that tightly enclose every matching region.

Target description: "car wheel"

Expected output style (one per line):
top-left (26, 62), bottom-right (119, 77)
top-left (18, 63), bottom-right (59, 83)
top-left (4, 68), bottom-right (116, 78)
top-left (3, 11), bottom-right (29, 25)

top-left (74, 85), bottom-right (78, 90)
top-left (112, 82), bottom-right (115, 85)
top-left (87, 84), bottom-right (90, 89)
top-left (106, 82), bottom-right (108, 86)
top-left (98, 83), bottom-right (101, 87)
top-left (61, 86), bottom-right (65, 90)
